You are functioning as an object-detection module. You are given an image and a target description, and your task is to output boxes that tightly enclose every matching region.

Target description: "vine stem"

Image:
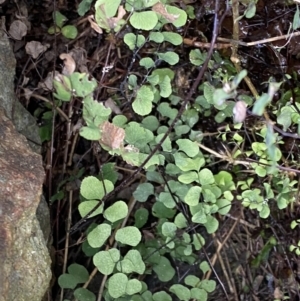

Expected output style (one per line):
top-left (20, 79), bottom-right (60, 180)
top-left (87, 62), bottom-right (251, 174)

top-left (69, 0), bottom-right (226, 234)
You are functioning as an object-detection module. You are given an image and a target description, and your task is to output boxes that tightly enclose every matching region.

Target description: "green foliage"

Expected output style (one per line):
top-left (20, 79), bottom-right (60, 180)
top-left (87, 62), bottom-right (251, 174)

top-left (48, 11), bottom-right (78, 39)
top-left (51, 0), bottom-right (300, 300)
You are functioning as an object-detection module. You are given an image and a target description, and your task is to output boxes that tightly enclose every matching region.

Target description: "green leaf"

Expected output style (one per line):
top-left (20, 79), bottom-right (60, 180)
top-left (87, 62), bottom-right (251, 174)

top-left (164, 5), bottom-right (187, 27)
top-left (199, 168), bottom-right (214, 185)
top-left (174, 153), bottom-right (205, 172)
top-left (277, 106), bottom-right (293, 131)
top-left (185, 275), bottom-right (200, 287)
top-left (115, 226), bottom-right (142, 246)
top-left (132, 85), bottom-right (154, 116)
top-left (61, 25), bottom-right (78, 39)
top-left (74, 288), bottom-right (96, 301)
top-left (78, 201), bottom-right (104, 218)
top-left (199, 261), bottom-right (211, 274)
top-left (203, 215), bottom-right (219, 234)
top-left (191, 288), bottom-right (208, 300)
top-left (217, 199), bottom-right (232, 215)
top-left (87, 224), bottom-right (111, 248)
top-left (191, 207), bottom-right (207, 224)
top-left (157, 52), bottom-right (179, 65)
top-left (69, 73), bottom-right (97, 97)
top-left (126, 279), bottom-right (143, 295)
top-left (245, 2), bottom-right (256, 19)
top-left (108, 273), bottom-right (127, 298)
top-left (149, 31), bottom-right (164, 43)
top-left (77, 0), bottom-right (93, 16)
top-left (174, 213), bottom-right (188, 229)
top-left (259, 203), bottom-right (270, 218)
top-left (159, 75), bottom-right (172, 97)
top-left (162, 222), bottom-right (177, 238)
top-left (130, 11), bottom-right (158, 30)
top-left (162, 32), bottom-right (183, 45)
top-left (134, 208), bottom-right (149, 228)
top-left (294, 4), bottom-right (300, 30)
top-left (82, 96), bottom-right (111, 128)
top-left (153, 291), bottom-right (172, 301)
top-left (192, 233), bottom-right (205, 250)
top-left (152, 202), bottom-right (176, 219)
top-left (79, 126), bottom-right (100, 140)
top-left (156, 133), bottom-right (172, 152)
top-left (133, 183), bottom-right (154, 202)
top-left (153, 256), bottom-right (175, 282)
top-left (53, 11), bottom-right (67, 28)
top-left (170, 284), bottom-right (191, 301)
top-left (200, 279), bottom-right (216, 293)
top-left (58, 274), bottom-right (78, 289)
top-left (252, 93), bottom-right (270, 116)
top-left (104, 201), bottom-right (128, 223)
top-left (53, 77), bottom-right (72, 101)
top-left (189, 49), bottom-right (207, 66)
top-left (125, 121), bottom-right (154, 149)
top-left (142, 116), bottom-right (159, 131)
top-left (120, 250), bottom-right (145, 274)
top-left (184, 186), bottom-right (201, 206)
top-left (124, 33), bottom-right (146, 50)
top-left (80, 176), bottom-right (114, 200)
top-left (140, 57), bottom-right (155, 69)
top-left (152, 68), bottom-right (175, 81)
top-left (68, 263), bottom-right (89, 282)
top-left (157, 102), bottom-right (178, 120)
top-left (93, 248), bottom-right (120, 275)
top-left (96, 0), bottom-right (121, 17)
top-left (176, 139), bottom-right (199, 157)
top-left (178, 171), bottom-right (198, 184)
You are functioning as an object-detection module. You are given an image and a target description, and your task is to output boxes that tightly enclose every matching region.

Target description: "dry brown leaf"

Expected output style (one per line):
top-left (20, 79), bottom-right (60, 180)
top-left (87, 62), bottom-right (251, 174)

top-left (9, 20), bottom-right (27, 40)
top-left (60, 53), bottom-right (76, 75)
top-left (25, 41), bottom-right (49, 59)
top-left (38, 71), bottom-right (58, 91)
top-left (108, 5), bottom-right (126, 29)
top-left (152, 2), bottom-right (179, 22)
top-left (23, 88), bottom-right (34, 101)
top-left (88, 15), bottom-right (103, 34)
top-left (100, 121), bottom-right (125, 150)
top-left (104, 98), bottom-right (121, 114)
top-left (273, 287), bottom-right (283, 299)
top-left (233, 100), bottom-right (247, 123)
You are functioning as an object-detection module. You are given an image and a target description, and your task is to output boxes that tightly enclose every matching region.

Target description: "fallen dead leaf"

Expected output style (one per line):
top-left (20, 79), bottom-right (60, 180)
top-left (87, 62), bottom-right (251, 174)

top-left (100, 121), bottom-right (125, 150)
top-left (152, 2), bottom-right (179, 22)
top-left (108, 5), bottom-right (126, 29)
top-left (104, 98), bottom-right (121, 114)
top-left (38, 71), bottom-right (58, 91)
top-left (233, 100), bottom-right (247, 123)
top-left (60, 53), bottom-right (76, 75)
top-left (25, 41), bottom-right (49, 59)
top-left (9, 20), bottom-right (27, 40)
top-left (88, 15), bottom-right (103, 34)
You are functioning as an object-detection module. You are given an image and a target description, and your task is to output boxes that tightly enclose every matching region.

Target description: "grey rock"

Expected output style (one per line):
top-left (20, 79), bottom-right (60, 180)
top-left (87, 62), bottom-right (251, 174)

top-left (0, 17), bottom-right (51, 301)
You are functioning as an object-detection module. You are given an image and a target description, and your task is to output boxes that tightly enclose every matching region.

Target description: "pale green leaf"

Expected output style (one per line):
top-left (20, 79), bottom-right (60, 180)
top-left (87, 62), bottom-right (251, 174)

top-left (80, 176), bottom-right (114, 200)
top-left (78, 201), bottom-right (104, 218)
top-left (132, 85), bottom-right (154, 116)
top-left (157, 51), bottom-right (179, 65)
top-left (93, 248), bottom-right (120, 275)
top-left (108, 273), bottom-right (127, 298)
top-left (176, 139), bottom-right (199, 157)
top-left (184, 186), bottom-right (201, 206)
top-left (87, 224), bottom-right (111, 248)
top-left (115, 226), bottom-right (142, 246)
top-left (130, 11), bottom-right (158, 30)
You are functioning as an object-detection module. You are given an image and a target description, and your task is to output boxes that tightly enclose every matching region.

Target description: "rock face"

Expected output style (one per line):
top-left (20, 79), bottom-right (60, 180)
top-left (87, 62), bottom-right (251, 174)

top-left (0, 18), bottom-right (51, 301)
